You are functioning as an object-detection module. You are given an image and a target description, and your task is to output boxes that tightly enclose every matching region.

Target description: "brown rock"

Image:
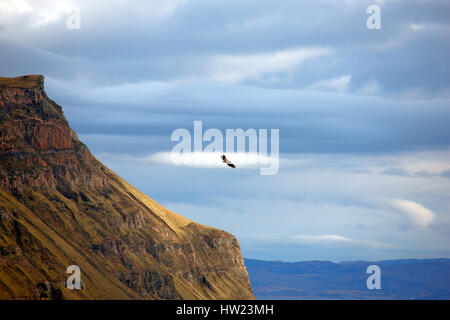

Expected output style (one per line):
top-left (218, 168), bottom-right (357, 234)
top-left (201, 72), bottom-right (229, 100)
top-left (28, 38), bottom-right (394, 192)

top-left (0, 75), bottom-right (254, 300)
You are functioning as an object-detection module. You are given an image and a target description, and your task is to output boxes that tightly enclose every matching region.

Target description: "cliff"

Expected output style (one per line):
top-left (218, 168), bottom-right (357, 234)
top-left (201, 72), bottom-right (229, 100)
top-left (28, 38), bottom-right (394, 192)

top-left (0, 75), bottom-right (254, 300)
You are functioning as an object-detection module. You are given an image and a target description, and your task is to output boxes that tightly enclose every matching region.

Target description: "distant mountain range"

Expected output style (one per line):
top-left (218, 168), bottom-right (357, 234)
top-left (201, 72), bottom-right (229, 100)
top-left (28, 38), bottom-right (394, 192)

top-left (244, 258), bottom-right (450, 300)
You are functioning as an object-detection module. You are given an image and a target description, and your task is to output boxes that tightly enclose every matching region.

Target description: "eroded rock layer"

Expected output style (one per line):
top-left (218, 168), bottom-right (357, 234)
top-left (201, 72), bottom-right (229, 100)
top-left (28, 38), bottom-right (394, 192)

top-left (0, 75), bottom-right (254, 300)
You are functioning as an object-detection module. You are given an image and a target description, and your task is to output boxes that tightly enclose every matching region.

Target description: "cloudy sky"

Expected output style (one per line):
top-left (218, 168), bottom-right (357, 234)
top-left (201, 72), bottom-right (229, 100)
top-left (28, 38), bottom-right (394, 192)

top-left (1, 0), bottom-right (450, 262)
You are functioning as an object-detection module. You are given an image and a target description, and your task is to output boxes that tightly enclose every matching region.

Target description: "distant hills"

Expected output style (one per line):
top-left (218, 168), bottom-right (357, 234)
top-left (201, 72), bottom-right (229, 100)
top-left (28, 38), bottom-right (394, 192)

top-left (244, 258), bottom-right (450, 299)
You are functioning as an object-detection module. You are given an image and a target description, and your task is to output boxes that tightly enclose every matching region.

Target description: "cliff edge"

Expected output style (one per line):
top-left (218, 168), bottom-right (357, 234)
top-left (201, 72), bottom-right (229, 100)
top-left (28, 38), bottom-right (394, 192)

top-left (0, 75), bottom-right (254, 300)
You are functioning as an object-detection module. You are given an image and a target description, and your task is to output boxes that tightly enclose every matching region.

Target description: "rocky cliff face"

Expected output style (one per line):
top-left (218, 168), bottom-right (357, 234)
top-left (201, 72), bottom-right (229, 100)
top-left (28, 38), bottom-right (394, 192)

top-left (0, 75), bottom-right (254, 300)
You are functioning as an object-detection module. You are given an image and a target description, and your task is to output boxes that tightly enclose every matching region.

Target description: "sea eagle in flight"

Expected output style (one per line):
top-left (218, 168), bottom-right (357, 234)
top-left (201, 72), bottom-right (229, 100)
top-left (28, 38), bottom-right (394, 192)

top-left (221, 154), bottom-right (236, 168)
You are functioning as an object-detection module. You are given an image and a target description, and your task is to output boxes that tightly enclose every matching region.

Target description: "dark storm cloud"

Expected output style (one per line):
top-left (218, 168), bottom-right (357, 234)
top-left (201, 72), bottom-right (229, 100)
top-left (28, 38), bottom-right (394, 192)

top-left (2, 0), bottom-right (449, 93)
top-left (45, 78), bottom-right (450, 155)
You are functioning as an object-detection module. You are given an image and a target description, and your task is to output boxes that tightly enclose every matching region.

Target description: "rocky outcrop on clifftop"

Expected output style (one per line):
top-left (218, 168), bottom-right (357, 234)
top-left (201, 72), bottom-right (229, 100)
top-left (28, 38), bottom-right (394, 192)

top-left (0, 75), bottom-right (254, 300)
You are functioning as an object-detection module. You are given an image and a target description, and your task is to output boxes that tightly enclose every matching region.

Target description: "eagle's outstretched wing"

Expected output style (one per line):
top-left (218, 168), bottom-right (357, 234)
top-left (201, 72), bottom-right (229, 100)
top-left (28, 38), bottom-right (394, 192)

top-left (227, 161), bottom-right (236, 168)
top-left (221, 154), bottom-right (236, 168)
